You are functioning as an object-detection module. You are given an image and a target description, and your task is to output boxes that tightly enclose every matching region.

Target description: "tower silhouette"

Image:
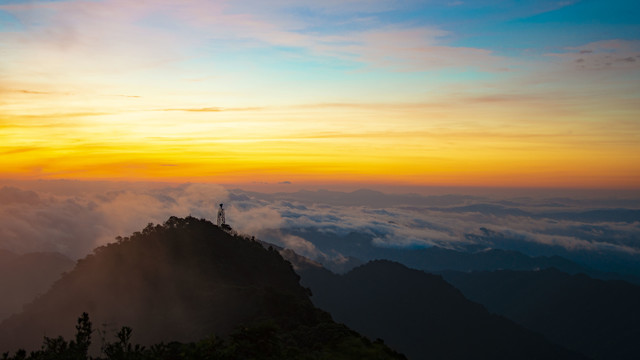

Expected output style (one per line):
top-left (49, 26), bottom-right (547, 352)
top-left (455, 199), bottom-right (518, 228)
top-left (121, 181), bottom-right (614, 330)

top-left (217, 203), bottom-right (226, 227)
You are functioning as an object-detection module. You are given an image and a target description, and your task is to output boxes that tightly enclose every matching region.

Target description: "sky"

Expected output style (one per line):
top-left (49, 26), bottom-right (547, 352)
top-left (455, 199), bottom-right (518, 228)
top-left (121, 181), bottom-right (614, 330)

top-left (1, 0), bottom-right (640, 189)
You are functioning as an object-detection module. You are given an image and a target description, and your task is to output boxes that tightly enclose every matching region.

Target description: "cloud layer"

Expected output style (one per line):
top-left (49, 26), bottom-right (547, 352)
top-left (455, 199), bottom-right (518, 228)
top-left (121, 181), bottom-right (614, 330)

top-left (3, 181), bottom-right (637, 271)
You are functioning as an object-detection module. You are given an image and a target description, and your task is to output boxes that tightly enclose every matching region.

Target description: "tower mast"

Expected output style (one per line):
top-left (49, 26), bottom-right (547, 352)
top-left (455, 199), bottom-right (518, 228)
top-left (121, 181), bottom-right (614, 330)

top-left (217, 203), bottom-right (226, 227)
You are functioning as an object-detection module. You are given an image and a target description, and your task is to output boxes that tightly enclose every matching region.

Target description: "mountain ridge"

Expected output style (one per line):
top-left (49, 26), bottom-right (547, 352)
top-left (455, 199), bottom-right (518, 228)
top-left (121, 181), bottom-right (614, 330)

top-left (293, 258), bottom-right (590, 360)
top-left (0, 216), bottom-right (405, 359)
top-left (442, 268), bottom-right (640, 360)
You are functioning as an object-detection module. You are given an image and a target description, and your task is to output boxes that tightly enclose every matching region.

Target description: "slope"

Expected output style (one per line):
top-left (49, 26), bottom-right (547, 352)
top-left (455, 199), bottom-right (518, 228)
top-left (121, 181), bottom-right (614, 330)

top-left (442, 268), bottom-right (640, 360)
top-left (298, 260), bottom-right (589, 360)
top-left (0, 216), bottom-right (405, 359)
top-left (0, 250), bottom-right (74, 321)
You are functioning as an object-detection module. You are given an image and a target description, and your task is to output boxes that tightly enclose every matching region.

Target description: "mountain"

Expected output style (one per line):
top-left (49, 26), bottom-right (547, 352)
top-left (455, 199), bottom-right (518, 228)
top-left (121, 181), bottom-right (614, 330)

top-left (279, 227), bottom-right (607, 270)
top-left (0, 250), bottom-right (74, 321)
top-left (381, 246), bottom-right (592, 273)
top-left (295, 259), bottom-right (588, 360)
top-left (275, 227), bottom-right (640, 283)
top-left (442, 268), bottom-right (640, 360)
top-left (0, 216), bottom-right (405, 359)
top-left (464, 228), bottom-right (640, 280)
top-left (379, 245), bottom-right (639, 284)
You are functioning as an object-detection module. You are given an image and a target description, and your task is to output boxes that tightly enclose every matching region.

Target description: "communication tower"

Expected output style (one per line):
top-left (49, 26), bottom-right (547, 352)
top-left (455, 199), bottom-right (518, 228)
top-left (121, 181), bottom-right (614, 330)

top-left (217, 203), bottom-right (226, 227)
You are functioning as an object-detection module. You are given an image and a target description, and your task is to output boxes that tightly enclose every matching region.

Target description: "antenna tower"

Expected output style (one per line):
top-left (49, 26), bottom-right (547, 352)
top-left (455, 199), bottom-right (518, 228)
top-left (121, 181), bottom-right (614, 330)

top-left (217, 203), bottom-right (226, 226)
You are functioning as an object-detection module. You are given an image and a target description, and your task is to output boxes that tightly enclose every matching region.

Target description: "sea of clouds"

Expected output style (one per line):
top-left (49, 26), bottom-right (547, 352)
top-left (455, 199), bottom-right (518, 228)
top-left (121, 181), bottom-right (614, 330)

top-left (1, 181), bottom-right (638, 272)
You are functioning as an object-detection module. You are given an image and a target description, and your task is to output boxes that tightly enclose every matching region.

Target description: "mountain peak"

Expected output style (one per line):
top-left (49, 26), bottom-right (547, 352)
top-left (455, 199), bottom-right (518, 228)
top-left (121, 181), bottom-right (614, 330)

top-left (0, 217), bottom-right (405, 359)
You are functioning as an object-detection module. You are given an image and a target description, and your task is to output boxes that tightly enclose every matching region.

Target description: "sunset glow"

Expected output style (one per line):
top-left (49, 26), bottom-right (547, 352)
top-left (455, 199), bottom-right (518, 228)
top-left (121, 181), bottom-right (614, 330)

top-left (1, 0), bottom-right (639, 188)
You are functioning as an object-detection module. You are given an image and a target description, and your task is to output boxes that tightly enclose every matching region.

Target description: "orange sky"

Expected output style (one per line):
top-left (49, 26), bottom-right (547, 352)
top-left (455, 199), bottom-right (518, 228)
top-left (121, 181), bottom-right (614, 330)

top-left (1, 0), bottom-right (639, 189)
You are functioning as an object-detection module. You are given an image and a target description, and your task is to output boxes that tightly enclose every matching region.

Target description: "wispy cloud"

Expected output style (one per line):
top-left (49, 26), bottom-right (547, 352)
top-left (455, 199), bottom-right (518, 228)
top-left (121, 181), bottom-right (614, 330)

top-left (548, 40), bottom-right (640, 71)
top-left (0, 0), bottom-right (506, 79)
top-left (162, 107), bottom-right (264, 112)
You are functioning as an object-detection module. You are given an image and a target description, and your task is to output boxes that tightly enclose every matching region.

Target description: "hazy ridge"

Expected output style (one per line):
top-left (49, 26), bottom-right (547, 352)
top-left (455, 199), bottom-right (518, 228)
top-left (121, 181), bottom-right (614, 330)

top-left (0, 217), bottom-right (404, 359)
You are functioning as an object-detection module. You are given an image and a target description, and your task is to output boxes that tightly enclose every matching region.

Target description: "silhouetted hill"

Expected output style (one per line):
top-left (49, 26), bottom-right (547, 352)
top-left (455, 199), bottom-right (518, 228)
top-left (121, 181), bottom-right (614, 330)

top-left (0, 217), bottom-right (406, 359)
top-left (0, 250), bottom-right (74, 321)
top-left (297, 260), bottom-right (589, 360)
top-left (442, 268), bottom-right (640, 360)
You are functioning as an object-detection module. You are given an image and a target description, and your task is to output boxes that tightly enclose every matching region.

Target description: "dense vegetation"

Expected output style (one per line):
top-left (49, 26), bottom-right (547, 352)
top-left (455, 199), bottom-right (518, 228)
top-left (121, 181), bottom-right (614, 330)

top-left (0, 217), bottom-right (405, 359)
top-left (2, 312), bottom-right (403, 360)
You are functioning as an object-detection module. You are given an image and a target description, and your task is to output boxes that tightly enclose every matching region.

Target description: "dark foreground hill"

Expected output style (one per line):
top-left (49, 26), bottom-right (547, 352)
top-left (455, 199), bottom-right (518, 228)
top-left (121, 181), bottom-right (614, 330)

top-left (0, 250), bottom-right (74, 321)
top-left (0, 216), bottom-right (405, 359)
top-left (442, 268), bottom-right (640, 360)
top-left (296, 260), bottom-right (589, 360)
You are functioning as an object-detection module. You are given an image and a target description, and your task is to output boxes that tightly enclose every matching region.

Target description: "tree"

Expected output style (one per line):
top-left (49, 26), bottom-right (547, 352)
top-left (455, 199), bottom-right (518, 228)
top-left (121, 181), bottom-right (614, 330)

top-left (102, 326), bottom-right (145, 360)
top-left (72, 312), bottom-right (92, 359)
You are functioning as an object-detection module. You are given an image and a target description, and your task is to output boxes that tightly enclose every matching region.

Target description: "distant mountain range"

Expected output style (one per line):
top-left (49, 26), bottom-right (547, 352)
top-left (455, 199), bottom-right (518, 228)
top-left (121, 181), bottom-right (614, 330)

top-left (378, 245), bottom-right (640, 284)
top-left (272, 225), bottom-right (640, 285)
top-left (275, 227), bottom-right (640, 283)
top-left (442, 268), bottom-right (640, 360)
